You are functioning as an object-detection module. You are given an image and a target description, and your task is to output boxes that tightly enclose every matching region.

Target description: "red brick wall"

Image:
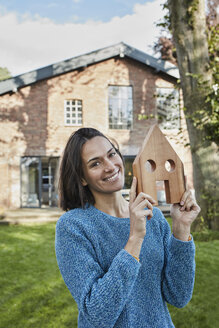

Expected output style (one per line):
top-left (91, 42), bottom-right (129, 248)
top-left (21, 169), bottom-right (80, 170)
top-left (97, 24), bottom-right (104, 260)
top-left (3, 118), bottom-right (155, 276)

top-left (0, 57), bottom-right (193, 208)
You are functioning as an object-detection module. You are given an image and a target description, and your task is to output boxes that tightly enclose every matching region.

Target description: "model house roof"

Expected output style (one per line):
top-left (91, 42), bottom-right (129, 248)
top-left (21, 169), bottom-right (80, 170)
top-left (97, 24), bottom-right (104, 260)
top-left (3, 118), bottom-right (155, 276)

top-left (0, 42), bottom-right (179, 96)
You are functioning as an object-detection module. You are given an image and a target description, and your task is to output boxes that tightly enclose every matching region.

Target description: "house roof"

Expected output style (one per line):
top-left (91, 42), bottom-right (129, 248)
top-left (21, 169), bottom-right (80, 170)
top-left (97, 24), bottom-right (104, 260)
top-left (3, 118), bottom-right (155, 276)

top-left (0, 42), bottom-right (179, 96)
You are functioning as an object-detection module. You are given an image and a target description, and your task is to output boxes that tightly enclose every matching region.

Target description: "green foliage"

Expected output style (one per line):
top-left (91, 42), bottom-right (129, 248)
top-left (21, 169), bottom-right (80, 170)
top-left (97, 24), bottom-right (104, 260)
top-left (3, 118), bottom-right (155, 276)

top-left (156, 2), bottom-right (171, 31)
top-left (204, 24), bottom-right (219, 144)
top-left (167, 217), bottom-right (219, 240)
top-left (138, 113), bottom-right (156, 120)
top-left (155, 1), bottom-right (219, 146)
top-left (200, 183), bottom-right (219, 229)
top-left (183, 77), bottom-right (219, 146)
top-left (0, 67), bottom-right (11, 81)
top-left (186, 0), bottom-right (199, 27)
top-left (186, 23), bottom-right (219, 145)
top-left (193, 228), bottom-right (219, 241)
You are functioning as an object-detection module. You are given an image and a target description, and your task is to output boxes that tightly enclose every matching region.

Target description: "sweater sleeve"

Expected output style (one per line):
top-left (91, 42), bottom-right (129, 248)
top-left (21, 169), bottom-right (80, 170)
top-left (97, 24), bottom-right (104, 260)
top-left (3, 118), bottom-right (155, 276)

top-left (55, 216), bottom-right (141, 328)
top-left (160, 211), bottom-right (196, 308)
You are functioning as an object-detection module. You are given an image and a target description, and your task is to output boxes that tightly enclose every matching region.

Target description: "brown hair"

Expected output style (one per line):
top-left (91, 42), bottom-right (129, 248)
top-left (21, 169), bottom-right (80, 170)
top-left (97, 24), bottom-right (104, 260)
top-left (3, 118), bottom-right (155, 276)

top-left (58, 127), bottom-right (123, 211)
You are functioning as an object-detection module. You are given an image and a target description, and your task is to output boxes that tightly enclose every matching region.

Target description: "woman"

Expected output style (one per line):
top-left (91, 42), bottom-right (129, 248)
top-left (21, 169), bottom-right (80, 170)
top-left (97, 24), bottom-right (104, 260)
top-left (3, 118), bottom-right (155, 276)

top-left (55, 127), bottom-right (200, 328)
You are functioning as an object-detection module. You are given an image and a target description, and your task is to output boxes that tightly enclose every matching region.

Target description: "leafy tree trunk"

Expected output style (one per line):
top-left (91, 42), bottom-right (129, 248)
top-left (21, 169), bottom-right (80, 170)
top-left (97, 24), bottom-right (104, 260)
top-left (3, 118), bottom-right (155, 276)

top-left (167, 0), bottom-right (219, 230)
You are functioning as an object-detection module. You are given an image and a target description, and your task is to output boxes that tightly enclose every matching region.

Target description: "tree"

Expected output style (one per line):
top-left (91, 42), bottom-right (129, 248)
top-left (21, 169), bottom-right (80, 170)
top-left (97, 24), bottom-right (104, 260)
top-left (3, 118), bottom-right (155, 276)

top-left (154, 0), bottom-right (219, 145)
top-left (0, 67), bottom-right (11, 81)
top-left (155, 0), bottom-right (218, 65)
top-left (153, 36), bottom-right (177, 64)
top-left (165, 0), bottom-right (219, 230)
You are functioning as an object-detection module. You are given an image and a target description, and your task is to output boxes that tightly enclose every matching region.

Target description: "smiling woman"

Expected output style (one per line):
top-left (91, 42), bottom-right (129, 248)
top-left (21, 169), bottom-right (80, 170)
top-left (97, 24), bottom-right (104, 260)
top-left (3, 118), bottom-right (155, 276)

top-left (58, 128), bottom-right (124, 211)
top-left (81, 136), bottom-right (125, 197)
top-left (55, 127), bottom-right (200, 328)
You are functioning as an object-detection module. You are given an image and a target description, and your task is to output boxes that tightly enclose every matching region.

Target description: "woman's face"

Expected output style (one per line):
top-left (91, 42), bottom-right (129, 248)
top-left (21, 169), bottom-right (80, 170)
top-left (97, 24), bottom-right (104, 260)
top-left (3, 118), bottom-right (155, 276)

top-left (81, 136), bottom-right (124, 196)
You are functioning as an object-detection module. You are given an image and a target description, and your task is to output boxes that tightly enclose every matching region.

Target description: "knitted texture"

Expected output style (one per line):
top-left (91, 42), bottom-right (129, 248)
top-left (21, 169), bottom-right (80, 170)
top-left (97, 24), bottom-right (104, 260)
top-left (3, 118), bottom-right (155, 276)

top-left (55, 206), bottom-right (195, 328)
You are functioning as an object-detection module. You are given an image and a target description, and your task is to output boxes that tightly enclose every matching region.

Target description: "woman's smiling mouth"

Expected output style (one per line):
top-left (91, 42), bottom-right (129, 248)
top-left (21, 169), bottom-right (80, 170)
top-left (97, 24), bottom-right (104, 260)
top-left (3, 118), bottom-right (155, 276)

top-left (103, 170), bottom-right (120, 182)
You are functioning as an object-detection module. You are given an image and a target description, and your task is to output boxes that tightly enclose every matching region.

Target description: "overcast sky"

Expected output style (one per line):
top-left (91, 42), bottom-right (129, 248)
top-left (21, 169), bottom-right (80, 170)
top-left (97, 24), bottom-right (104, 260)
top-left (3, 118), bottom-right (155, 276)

top-left (0, 0), bottom-right (167, 77)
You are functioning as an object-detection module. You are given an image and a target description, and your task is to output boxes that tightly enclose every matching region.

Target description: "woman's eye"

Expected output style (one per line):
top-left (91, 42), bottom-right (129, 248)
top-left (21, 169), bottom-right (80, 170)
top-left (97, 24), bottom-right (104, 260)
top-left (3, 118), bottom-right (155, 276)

top-left (91, 161), bottom-right (100, 167)
top-left (109, 152), bottom-right (116, 157)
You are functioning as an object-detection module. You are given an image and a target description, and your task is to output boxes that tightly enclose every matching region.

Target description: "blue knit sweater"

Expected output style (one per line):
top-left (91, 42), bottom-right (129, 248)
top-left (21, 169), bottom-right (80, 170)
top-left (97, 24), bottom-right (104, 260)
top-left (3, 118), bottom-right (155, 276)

top-left (55, 205), bottom-right (195, 328)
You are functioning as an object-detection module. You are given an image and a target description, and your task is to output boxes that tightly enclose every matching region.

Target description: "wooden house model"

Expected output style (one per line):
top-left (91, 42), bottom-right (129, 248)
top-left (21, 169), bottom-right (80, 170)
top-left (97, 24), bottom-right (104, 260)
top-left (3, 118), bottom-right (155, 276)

top-left (133, 125), bottom-right (185, 204)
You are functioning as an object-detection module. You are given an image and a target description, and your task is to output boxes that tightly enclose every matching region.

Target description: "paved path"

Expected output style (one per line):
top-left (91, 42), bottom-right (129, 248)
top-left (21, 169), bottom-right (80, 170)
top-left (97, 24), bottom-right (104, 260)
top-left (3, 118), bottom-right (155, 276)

top-left (0, 208), bottom-right (64, 225)
top-left (0, 206), bottom-right (170, 225)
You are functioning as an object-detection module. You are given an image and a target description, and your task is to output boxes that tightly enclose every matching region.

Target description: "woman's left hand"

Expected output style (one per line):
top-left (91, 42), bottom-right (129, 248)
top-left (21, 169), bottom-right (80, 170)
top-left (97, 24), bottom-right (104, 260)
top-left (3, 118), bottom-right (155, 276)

top-left (170, 182), bottom-right (201, 241)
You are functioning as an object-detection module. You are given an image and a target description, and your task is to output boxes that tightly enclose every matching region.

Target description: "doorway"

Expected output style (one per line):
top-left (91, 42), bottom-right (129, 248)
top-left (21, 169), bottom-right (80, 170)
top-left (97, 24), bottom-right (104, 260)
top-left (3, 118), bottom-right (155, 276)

top-left (21, 156), bottom-right (59, 208)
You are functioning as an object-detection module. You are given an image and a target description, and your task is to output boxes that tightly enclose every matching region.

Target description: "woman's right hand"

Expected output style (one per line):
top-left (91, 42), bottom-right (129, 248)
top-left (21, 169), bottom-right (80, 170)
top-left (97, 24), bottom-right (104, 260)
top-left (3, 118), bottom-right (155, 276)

top-left (129, 177), bottom-right (156, 240)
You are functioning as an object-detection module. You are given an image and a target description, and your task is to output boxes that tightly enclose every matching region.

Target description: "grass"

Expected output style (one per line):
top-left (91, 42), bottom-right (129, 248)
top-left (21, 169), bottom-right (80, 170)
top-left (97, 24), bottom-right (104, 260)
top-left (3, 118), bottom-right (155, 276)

top-left (0, 223), bottom-right (219, 328)
top-left (168, 240), bottom-right (219, 328)
top-left (0, 224), bottom-right (78, 328)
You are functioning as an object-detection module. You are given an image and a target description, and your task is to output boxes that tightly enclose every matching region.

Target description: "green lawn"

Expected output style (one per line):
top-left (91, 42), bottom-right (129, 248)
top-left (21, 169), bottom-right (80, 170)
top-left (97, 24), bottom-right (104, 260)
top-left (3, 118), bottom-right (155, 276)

top-left (0, 223), bottom-right (219, 328)
top-left (0, 224), bottom-right (77, 328)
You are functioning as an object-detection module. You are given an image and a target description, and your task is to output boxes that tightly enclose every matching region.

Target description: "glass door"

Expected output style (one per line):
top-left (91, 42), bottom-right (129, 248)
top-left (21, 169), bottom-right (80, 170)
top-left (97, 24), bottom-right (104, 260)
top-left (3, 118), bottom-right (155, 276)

top-left (21, 156), bottom-right (59, 208)
top-left (41, 157), bottom-right (59, 207)
top-left (21, 157), bottom-right (41, 207)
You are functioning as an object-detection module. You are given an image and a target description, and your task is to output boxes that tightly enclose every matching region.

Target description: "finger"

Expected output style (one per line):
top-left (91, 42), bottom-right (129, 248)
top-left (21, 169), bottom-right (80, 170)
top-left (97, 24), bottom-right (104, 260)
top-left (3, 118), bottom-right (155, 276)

top-left (186, 201), bottom-right (201, 213)
top-left (180, 199), bottom-right (195, 212)
top-left (184, 175), bottom-right (188, 190)
top-left (180, 189), bottom-right (191, 206)
top-left (129, 176), bottom-right (137, 204)
top-left (185, 176), bottom-right (192, 192)
top-left (134, 192), bottom-right (156, 207)
top-left (145, 209), bottom-right (153, 220)
top-left (138, 198), bottom-right (154, 211)
top-left (171, 203), bottom-right (180, 211)
top-left (139, 209), bottom-right (153, 220)
top-left (194, 204), bottom-right (201, 214)
top-left (180, 192), bottom-right (198, 211)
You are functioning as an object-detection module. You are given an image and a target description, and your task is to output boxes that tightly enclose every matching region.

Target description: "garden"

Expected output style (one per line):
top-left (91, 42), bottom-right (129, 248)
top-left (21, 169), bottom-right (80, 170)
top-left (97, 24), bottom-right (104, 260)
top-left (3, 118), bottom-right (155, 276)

top-left (0, 223), bottom-right (219, 328)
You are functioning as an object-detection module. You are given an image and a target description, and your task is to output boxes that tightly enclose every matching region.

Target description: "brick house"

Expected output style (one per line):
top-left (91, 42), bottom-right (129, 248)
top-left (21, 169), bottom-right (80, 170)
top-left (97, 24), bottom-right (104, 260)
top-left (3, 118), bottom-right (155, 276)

top-left (0, 42), bottom-right (192, 209)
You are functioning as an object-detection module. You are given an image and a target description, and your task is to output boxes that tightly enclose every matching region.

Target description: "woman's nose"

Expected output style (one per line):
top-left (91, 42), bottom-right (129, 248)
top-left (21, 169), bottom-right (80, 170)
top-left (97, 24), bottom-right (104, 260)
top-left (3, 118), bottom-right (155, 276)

top-left (104, 159), bottom-right (115, 172)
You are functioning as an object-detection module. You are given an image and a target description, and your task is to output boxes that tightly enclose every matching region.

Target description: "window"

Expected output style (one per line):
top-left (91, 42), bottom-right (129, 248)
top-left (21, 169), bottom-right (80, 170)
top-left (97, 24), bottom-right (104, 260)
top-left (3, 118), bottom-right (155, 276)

top-left (121, 156), bottom-right (135, 200)
top-left (123, 156), bottom-right (135, 189)
top-left (108, 86), bottom-right (133, 129)
top-left (64, 99), bottom-right (82, 126)
top-left (156, 88), bottom-right (180, 129)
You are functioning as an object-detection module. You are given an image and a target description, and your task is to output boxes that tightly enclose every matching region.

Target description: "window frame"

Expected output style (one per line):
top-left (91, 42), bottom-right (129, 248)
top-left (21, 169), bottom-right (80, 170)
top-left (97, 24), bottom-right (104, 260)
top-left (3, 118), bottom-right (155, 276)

top-left (155, 87), bottom-right (180, 130)
top-left (64, 99), bottom-right (83, 126)
top-left (108, 85), bottom-right (133, 130)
